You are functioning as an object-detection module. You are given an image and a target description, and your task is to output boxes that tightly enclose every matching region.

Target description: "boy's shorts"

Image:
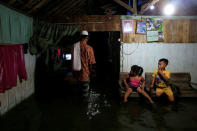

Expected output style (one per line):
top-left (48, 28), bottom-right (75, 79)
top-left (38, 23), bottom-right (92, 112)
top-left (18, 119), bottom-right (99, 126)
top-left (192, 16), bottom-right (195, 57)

top-left (156, 86), bottom-right (174, 100)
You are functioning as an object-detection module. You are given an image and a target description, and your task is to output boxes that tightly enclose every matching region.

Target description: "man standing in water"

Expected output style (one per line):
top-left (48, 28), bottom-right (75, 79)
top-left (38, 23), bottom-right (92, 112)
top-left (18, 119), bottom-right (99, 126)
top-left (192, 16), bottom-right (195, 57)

top-left (72, 30), bottom-right (96, 98)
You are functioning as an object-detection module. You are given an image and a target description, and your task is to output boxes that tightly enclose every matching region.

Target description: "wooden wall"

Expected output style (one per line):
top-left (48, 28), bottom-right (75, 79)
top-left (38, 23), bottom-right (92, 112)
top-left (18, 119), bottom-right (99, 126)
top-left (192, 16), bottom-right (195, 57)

top-left (55, 15), bottom-right (197, 43)
top-left (122, 19), bottom-right (197, 43)
top-left (55, 15), bottom-right (121, 31)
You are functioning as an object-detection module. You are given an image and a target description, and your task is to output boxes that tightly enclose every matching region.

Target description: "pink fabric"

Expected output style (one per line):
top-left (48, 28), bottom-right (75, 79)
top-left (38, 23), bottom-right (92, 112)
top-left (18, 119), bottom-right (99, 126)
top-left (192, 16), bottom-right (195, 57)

top-left (129, 77), bottom-right (142, 87)
top-left (0, 44), bottom-right (27, 93)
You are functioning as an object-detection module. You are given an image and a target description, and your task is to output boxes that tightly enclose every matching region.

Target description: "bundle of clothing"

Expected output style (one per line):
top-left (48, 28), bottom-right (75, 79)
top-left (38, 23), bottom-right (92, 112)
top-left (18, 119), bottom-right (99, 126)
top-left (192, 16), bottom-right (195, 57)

top-left (0, 44), bottom-right (27, 93)
top-left (72, 41), bottom-right (81, 71)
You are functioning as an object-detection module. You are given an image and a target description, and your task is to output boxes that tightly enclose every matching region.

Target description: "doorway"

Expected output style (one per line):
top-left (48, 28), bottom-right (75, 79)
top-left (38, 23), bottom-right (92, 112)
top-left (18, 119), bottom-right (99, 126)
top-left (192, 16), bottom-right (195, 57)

top-left (88, 31), bottom-right (120, 85)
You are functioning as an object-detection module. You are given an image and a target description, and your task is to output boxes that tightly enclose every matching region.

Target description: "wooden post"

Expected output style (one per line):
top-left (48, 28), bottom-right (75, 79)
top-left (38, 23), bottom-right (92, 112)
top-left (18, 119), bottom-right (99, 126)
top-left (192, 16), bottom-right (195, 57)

top-left (114, 0), bottom-right (134, 14)
top-left (133, 0), bottom-right (137, 15)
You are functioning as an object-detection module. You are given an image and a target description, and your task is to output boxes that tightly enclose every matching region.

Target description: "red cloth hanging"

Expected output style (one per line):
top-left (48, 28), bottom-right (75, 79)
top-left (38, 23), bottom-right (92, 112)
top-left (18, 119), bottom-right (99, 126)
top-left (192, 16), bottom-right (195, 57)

top-left (17, 45), bottom-right (27, 81)
top-left (0, 44), bottom-right (27, 93)
top-left (57, 48), bottom-right (61, 56)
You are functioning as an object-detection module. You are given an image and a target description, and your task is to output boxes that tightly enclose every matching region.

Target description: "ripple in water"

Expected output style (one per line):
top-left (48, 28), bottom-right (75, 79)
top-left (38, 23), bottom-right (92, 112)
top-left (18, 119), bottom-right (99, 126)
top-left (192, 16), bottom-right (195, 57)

top-left (85, 89), bottom-right (111, 119)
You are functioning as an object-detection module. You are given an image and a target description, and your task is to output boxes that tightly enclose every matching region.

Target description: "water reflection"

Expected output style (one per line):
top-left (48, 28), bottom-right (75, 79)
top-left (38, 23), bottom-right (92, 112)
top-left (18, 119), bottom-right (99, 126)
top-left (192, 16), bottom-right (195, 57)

top-left (1, 82), bottom-right (197, 131)
top-left (85, 88), bottom-right (113, 120)
top-left (86, 89), bottom-right (101, 119)
top-left (117, 101), bottom-right (157, 130)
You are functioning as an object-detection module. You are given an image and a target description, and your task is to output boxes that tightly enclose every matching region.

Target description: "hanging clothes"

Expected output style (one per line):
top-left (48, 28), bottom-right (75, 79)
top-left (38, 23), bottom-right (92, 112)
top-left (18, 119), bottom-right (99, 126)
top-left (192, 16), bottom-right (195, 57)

top-left (0, 44), bottom-right (27, 93)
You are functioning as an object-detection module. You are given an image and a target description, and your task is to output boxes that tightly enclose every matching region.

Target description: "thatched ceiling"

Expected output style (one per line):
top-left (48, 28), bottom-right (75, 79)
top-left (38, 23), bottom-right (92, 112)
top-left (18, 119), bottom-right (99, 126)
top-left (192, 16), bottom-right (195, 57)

top-left (1, 0), bottom-right (197, 21)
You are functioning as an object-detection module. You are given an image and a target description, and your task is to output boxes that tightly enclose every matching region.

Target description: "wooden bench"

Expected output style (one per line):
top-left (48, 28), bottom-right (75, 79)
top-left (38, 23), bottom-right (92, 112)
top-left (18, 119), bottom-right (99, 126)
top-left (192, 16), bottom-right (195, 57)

top-left (145, 72), bottom-right (197, 97)
top-left (119, 72), bottom-right (197, 98)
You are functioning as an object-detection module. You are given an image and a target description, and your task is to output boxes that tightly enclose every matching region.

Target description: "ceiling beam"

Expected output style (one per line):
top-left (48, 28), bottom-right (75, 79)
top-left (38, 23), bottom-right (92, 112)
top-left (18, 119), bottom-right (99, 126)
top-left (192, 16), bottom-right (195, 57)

top-left (113, 0), bottom-right (134, 14)
top-left (8, 0), bottom-right (17, 5)
top-left (58, 0), bottom-right (84, 17)
top-left (22, 0), bottom-right (34, 9)
top-left (35, 0), bottom-right (62, 15)
top-left (133, 0), bottom-right (137, 15)
top-left (28, 0), bottom-right (49, 14)
top-left (140, 0), bottom-right (160, 15)
top-left (65, 1), bottom-right (86, 17)
top-left (43, 0), bottom-right (71, 18)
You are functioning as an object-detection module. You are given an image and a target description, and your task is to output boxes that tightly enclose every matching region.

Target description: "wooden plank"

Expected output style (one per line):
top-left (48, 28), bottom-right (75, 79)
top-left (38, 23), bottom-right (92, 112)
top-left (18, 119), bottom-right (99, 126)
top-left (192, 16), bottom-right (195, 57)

top-left (178, 94), bottom-right (197, 97)
top-left (113, 0), bottom-right (134, 14)
top-left (133, 0), bottom-right (137, 15)
top-left (189, 20), bottom-right (194, 43)
top-left (171, 20), bottom-right (178, 43)
top-left (78, 15), bottom-right (119, 23)
top-left (176, 20), bottom-right (183, 43)
top-left (35, 0), bottom-right (62, 16)
top-left (168, 20), bottom-right (173, 43)
top-left (44, 0), bottom-right (72, 18)
top-left (178, 90), bottom-right (197, 97)
top-left (194, 20), bottom-right (197, 42)
top-left (62, 15), bottom-right (121, 31)
top-left (182, 19), bottom-right (190, 43)
top-left (28, 0), bottom-right (49, 14)
top-left (69, 3), bottom-right (86, 16)
top-left (54, 0), bottom-right (83, 17)
top-left (60, 0), bottom-right (85, 17)
top-left (145, 72), bottom-right (192, 86)
top-left (163, 20), bottom-right (171, 43)
top-left (189, 20), bottom-right (197, 43)
top-left (140, 0), bottom-right (160, 15)
top-left (145, 72), bottom-right (191, 81)
top-left (120, 90), bottom-right (140, 97)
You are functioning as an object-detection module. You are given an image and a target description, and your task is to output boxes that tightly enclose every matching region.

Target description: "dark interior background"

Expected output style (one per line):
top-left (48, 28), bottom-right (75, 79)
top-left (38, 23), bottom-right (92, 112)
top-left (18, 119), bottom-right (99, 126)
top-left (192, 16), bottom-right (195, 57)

top-left (34, 31), bottom-right (121, 99)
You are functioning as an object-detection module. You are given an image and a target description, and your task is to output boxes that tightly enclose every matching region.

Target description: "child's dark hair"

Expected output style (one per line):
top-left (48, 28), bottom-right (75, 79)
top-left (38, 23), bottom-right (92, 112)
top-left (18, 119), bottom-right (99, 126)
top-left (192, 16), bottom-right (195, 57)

top-left (159, 58), bottom-right (169, 65)
top-left (130, 65), bottom-right (143, 76)
top-left (130, 65), bottom-right (138, 76)
top-left (138, 66), bottom-right (143, 76)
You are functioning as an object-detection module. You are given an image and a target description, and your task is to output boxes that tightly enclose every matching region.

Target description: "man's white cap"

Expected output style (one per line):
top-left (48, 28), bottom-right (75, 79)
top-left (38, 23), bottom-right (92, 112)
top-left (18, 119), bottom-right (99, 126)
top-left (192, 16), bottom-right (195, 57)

top-left (80, 30), bottom-right (88, 36)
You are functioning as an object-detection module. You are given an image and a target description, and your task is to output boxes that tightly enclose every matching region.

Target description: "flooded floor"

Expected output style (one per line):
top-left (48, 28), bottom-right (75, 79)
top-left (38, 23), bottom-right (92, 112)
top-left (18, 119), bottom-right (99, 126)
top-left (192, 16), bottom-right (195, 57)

top-left (1, 81), bottom-right (197, 131)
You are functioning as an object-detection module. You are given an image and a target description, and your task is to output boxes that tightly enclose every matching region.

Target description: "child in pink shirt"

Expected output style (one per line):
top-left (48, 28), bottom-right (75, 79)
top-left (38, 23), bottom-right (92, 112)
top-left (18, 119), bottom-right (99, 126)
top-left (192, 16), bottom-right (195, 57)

top-left (123, 65), bottom-right (154, 104)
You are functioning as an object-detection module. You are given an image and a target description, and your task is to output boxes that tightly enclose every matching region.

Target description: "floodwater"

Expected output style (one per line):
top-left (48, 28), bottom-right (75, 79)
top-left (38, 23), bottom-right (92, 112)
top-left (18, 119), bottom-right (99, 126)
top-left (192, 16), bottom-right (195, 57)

top-left (1, 80), bottom-right (197, 131)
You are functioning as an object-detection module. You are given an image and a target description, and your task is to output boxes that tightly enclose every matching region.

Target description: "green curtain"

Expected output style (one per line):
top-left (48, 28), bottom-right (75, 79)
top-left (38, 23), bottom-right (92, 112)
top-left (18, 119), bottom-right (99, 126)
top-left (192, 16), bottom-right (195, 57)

top-left (29, 20), bottom-right (79, 55)
top-left (29, 20), bottom-right (80, 72)
top-left (0, 4), bottom-right (33, 44)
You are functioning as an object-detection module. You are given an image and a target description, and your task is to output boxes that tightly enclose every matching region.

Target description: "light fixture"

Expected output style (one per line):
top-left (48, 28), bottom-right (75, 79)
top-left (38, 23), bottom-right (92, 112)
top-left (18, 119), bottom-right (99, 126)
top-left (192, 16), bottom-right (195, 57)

top-left (150, 5), bottom-right (155, 10)
top-left (163, 4), bottom-right (175, 15)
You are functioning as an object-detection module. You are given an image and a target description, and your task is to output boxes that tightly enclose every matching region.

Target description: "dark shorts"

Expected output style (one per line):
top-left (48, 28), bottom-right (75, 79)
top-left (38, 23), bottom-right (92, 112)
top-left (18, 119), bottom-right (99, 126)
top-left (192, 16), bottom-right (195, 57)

top-left (129, 85), bottom-right (139, 92)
